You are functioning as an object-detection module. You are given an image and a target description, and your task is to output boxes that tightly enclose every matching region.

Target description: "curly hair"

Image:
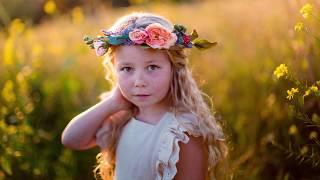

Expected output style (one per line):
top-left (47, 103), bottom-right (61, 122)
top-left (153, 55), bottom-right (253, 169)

top-left (93, 12), bottom-right (228, 180)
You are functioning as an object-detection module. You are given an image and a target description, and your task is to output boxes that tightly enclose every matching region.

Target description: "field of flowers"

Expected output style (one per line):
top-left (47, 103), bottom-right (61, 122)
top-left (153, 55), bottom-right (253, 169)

top-left (0, 0), bottom-right (319, 179)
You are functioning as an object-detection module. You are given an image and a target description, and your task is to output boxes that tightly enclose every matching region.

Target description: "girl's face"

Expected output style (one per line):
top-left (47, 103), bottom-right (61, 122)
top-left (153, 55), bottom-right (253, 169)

top-left (114, 45), bottom-right (172, 112)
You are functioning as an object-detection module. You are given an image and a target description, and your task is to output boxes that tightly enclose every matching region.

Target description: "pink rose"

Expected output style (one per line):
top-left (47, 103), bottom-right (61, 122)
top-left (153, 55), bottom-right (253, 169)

top-left (145, 23), bottom-right (177, 49)
top-left (128, 29), bottom-right (148, 44)
top-left (93, 41), bottom-right (107, 56)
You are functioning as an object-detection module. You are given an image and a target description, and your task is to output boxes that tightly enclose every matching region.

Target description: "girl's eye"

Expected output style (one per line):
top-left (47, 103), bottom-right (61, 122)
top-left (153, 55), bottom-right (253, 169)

top-left (147, 65), bottom-right (160, 71)
top-left (120, 67), bottom-right (132, 72)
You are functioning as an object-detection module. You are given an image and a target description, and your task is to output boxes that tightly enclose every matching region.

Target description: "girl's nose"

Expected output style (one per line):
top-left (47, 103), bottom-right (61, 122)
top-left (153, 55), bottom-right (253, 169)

top-left (134, 72), bottom-right (147, 87)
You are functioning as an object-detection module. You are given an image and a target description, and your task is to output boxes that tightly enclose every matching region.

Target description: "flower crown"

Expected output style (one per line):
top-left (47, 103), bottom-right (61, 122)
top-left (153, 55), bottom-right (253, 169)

top-left (83, 23), bottom-right (217, 56)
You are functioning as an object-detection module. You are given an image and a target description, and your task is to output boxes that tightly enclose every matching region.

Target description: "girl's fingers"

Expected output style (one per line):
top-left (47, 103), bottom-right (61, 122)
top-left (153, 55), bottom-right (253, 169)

top-left (101, 109), bottom-right (132, 126)
top-left (109, 110), bottom-right (133, 124)
top-left (109, 86), bottom-right (133, 110)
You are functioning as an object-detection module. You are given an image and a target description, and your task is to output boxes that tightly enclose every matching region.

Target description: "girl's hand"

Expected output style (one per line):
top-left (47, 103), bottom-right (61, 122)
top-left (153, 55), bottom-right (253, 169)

top-left (105, 109), bottom-right (133, 126)
top-left (109, 86), bottom-right (134, 112)
top-left (62, 86), bottom-right (136, 150)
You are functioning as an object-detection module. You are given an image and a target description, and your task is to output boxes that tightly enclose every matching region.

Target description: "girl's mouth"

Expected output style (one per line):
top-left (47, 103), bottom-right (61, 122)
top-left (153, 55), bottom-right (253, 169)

top-left (135, 95), bottom-right (151, 100)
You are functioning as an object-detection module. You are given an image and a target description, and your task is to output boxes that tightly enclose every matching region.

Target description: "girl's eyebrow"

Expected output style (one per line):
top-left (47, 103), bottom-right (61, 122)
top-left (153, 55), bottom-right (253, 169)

top-left (118, 60), bottom-right (157, 66)
top-left (118, 62), bottom-right (133, 66)
top-left (146, 60), bottom-right (156, 64)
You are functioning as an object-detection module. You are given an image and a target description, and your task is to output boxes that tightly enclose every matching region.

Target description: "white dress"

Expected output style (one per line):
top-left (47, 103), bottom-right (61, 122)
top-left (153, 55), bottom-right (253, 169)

top-left (95, 111), bottom-right (202, 180)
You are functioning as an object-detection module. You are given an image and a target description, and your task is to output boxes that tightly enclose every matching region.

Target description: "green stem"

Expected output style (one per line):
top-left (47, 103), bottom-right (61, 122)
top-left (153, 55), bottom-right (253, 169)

top-left (311, 13), bottom-right (320, 22)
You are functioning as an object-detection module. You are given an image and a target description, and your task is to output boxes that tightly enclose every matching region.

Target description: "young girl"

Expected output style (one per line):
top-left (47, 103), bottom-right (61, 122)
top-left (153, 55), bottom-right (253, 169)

top-left (61, 12), bottom-right (228, 180)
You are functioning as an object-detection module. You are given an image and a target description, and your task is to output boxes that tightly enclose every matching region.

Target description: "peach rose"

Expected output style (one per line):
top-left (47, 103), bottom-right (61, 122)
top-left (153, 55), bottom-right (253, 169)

top-left (145, 23), bottom-right (177, 49)
top-left (128, 29), bottom-right (149, 44)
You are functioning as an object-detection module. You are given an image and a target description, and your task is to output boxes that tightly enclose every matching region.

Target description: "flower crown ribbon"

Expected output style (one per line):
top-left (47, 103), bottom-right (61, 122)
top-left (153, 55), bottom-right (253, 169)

top-left (83, 23), bottom-right (217, 56)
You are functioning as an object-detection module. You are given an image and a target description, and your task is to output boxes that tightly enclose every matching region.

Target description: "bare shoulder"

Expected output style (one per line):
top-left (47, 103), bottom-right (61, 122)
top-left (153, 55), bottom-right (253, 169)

top-left (174, 133), bottom-right (208, 180)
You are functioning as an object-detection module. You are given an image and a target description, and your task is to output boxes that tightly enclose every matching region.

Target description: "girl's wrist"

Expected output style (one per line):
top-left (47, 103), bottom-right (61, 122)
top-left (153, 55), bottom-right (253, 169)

top-left (100, 95), bottom-right (120, 113)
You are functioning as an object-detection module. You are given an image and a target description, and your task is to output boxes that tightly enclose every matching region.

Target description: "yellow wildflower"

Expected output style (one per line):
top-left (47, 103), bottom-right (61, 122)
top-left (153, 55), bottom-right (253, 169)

top-left (44, 0), bottom-right (57, 15)
top-left (300, 145), bottom-right (308, 155)
top-left (71, 7), bottom-right (84, 24)
top-left (304, 85), bottom-right (319, 97)
top-left (13, 151), bottom-right (22, 157)
top-left (294, 22), bottom-right (304, 32)
top-left (1, 80), bottom-right (16, 103)
top-left (300, 3), bottom-right (313, 19)
top-left (286, 88), bottom-right (299, 100)
top-left (33, 168), bottom-right (41, 175)
top-left (3, 37), bottom-right (14, 65)
top-left (288, 124), bottom-right (298, 135)
top-left (303, 89), bottom-right (311, 97)
top-left (273, 64), bottom-right (288, 79)
top-left (25, 102), bottom-right (35, 114)
top-left (309, 131), bottom-right (318, 139)
top-left (310, 85), bottom-right (318, 92)
top-left (9, 18), bottom-right (25, 35)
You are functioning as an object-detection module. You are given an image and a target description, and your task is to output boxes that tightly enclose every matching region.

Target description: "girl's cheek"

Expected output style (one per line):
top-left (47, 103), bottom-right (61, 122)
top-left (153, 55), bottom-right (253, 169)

top-left (117, 72), bottom-right (128, 81)
top-left (118, 75), bottom-right (132, 86)
top-left (153, 68), bottom-right (171, 80)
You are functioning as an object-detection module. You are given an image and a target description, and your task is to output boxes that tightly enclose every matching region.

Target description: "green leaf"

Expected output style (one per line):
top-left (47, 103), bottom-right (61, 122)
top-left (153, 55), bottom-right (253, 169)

top-left (190, 30), bottom-right (198, 41)
top-left (103, 43), bottom-right (110, 49)
top-left (83, 36), bottom-right (91, 41)
top-left (174, 24), bottom-right (187, 33)
top-left (85, 40), bottom-right (93, 45)
top-left (1, 157), bottom-right (12, 175)
top-left (83, 36), bottom-right (93, 44)
top-left (192, 39), bottom-right (217, 50)
top-left (104, 46), bottom-right (110, 53)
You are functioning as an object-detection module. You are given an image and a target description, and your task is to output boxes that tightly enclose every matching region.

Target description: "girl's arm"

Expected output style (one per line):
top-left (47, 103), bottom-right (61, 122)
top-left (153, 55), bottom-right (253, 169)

top-left (61, 87), bottom-right (133, 150)
top-left (174, 135), bottom-right (208, 180)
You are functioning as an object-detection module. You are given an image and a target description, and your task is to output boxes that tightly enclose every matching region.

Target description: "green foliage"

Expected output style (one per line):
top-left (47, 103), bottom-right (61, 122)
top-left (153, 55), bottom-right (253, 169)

top-left (0, 15), bottom-right (101, 179)
top-left (192, 39), bottom-right (217, 50)
top-left (270, 2), bottom-right (320, 177)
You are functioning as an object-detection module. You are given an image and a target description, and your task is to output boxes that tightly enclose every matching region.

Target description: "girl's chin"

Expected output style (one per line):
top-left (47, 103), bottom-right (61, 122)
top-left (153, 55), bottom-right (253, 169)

top-left (131, 101), bottom-right (156, 109)
top-left (132, 102), bottom-right (151, 107)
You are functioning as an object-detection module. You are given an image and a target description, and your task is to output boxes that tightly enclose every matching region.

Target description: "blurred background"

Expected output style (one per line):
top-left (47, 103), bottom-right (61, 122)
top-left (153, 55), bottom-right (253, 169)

top-left (0, 0), bottom-right (319, 179)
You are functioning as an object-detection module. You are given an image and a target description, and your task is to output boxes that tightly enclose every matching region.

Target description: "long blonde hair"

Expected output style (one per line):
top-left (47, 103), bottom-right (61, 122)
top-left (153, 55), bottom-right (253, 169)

top-left (93, 12), bottom-right (228, 180)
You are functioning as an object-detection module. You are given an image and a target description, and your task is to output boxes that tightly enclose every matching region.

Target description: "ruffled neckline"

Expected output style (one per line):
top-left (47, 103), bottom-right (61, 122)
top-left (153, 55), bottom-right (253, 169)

top-left (155, 115), bottom-right (190, 180)
top-left (132, 112), bottom-right (170, 128)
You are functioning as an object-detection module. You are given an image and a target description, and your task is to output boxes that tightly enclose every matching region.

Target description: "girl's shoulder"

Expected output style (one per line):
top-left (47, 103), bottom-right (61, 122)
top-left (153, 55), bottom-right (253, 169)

top-left (155, 111), bottom-right (203, 179)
